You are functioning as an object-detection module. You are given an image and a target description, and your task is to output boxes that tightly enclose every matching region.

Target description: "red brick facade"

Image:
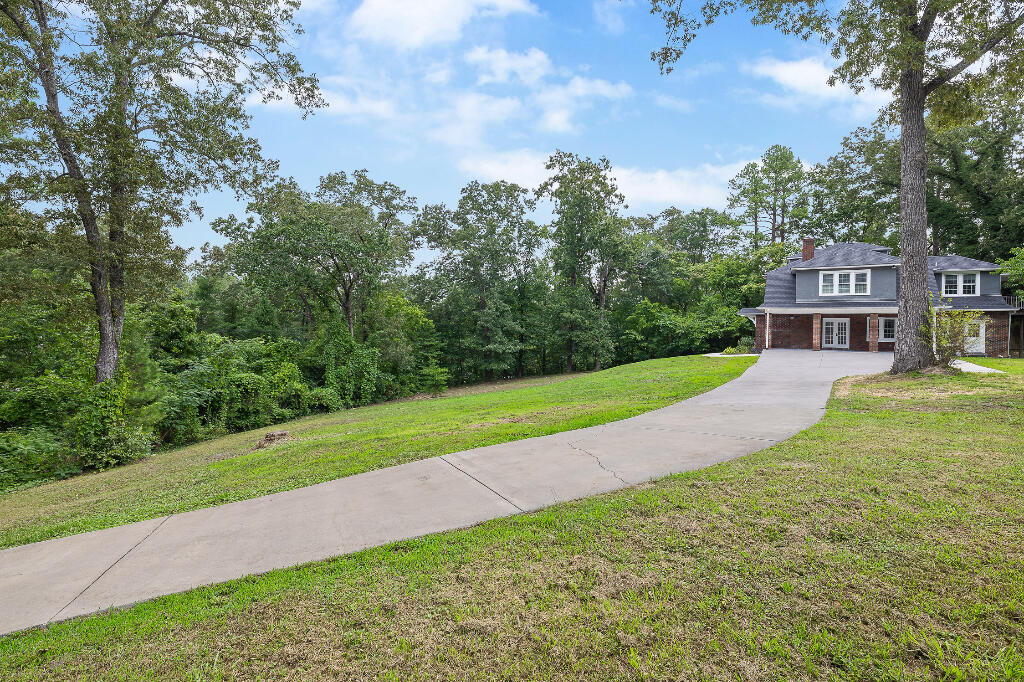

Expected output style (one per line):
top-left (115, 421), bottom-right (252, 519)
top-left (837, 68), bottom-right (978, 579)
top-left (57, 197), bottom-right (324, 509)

top-left (755, 312), bottom-right (1011, 356)
top-left (768, 314), bottom-right (814, 349)
top-left (759, 314), bottom-right (900, 354)
top-left (985, 312), bottom-right (1010, 358)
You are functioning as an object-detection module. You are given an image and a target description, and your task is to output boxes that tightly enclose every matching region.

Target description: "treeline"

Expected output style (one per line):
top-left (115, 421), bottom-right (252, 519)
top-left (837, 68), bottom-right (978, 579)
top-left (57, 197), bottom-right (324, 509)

top-left (4, 106), bottom-right (1024, 489)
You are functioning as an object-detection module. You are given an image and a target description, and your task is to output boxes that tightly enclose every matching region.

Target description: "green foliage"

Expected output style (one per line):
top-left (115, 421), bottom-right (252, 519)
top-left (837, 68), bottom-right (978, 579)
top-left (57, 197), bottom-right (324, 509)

top-left (1001, 247), bottom-right (1024, 295)
top-left (0, 429), bottom-right (76, 492)
top-left (924, 303), bottom-right (988, 368)
top-left (63, 379), bottom-right (152, 471)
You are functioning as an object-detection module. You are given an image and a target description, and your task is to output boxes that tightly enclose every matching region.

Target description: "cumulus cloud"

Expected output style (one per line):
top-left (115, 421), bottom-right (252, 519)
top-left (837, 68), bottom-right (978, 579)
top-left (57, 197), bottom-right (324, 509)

top-left (465, 46), bottom-right (552, 86)
top-left (535, 76), bottom-right (632, 133)
top-left (742, 56), bottom-right (890, 118)
top-left (349, 0), bottom-right (538, 49)
top-left (458, 148), bottom-right (748, 208)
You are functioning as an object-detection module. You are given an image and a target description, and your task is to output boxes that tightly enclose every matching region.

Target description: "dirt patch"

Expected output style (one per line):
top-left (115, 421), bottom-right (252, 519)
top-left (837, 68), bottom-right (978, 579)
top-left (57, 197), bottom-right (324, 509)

top-left (253, 431), bottom-right (293, 449)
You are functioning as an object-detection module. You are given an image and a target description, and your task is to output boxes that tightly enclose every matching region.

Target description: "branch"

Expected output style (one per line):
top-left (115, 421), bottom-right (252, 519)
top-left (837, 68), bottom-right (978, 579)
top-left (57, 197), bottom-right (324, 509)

top-left (924, 11), bottom-right (1024, 95)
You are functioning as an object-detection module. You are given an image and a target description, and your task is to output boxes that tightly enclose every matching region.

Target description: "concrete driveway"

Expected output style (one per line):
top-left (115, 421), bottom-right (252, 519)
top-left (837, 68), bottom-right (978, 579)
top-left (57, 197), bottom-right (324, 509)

top-left (0, 350), bottom-right (893, 636)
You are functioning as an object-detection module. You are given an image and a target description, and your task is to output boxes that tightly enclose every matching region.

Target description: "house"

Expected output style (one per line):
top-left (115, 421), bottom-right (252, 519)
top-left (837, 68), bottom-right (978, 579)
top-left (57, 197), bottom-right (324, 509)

top-left (738, 239), bottom-right (1022, 357)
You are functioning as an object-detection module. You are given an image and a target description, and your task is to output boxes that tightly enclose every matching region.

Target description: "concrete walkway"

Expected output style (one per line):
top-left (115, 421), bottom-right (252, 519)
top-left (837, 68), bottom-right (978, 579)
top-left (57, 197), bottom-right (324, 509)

top-left (0, 350), bottom-right (895, 636)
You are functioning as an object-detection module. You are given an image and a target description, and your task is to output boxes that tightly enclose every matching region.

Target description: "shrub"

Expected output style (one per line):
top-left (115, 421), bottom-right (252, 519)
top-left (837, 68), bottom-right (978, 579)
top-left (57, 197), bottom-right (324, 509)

top-left (63, 379), bottom-right (153, 470)
top-left (720, 346), bottom-right (739, 355)
top-left (735, 336), bottom-right (755, 354)
top-left (922, 300), bottom-right (987, 368)
top-left (0, 428), bottom-right (78, 491)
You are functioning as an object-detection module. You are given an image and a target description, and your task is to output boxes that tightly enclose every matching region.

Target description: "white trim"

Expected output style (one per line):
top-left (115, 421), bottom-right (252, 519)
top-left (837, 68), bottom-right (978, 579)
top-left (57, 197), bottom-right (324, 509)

top-left (819, 269), bottom-right (871, 296)
top-left (822, 318), bottom-right (850, 349)
top-left (764, 307), bottom-right (898, 314)
top-left (867, 316), bottom-right (897, 341)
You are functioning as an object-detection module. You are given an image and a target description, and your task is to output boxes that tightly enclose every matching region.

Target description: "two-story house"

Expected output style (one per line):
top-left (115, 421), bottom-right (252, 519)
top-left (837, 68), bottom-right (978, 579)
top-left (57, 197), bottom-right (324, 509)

top-left (739, 239), bottom-right (1020, 357)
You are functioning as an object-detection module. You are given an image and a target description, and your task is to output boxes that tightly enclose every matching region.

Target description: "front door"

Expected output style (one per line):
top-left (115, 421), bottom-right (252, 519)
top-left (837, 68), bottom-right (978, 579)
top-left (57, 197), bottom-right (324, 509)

top-left (965, 321), bottom-right (986, 355)
top-left (822, 318), bottom-right (850, 349)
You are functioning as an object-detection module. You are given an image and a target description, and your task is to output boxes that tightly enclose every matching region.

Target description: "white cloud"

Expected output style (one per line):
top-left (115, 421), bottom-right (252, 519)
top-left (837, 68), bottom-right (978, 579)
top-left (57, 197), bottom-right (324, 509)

top-left (653, 93), bottom-right (693, 114)
top-left (535, 76), bottom-right (632, 133)
top-left (459, 148), bottom-right (748, 208)
top-left (349, 0), bottom-right (538, 49)
top-left (458, 148), bottom-right (550, 188)
top-left (465, 46), bottom-right (551, 86)
top-left (424, 61), bottom-right (454, 85)
top-left (615, 161), bottom-right (748, 207)
top-left (743, 56), bottom-right (890, 118)
top-left (593, 0), bottom-right (634, 34)
top-left (432, 93), bottom-right (523, 147)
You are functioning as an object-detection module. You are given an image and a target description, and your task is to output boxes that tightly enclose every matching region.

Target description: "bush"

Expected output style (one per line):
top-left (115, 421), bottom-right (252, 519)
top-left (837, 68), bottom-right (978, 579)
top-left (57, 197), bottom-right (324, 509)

top-left (735, 336), bottom-right (755, 354)
top-left (63, 379), bottom-right (152, 470)
top-left (0, 428), bottom-right (79, 491)
top-left (720, 346), bottom-right (739, 355)
top-left (923, 301), bottom-right (987, 368)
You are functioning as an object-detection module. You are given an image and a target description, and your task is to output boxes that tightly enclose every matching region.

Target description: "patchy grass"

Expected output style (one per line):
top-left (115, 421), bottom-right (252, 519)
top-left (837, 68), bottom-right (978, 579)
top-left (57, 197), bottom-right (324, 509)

top-left (2, 366), bottom-right (1023, 680)
top-left (0, 355), bottom-right (753, 549)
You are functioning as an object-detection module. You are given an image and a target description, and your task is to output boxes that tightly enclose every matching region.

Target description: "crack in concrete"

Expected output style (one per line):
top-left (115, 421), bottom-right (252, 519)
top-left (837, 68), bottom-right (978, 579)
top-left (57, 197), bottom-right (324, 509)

top-left (48, 515), bottom-right (170, 625)
top-left (566, 426), bottom-right (629, 486)
top-left (440, 457), bottom-right (525, 513)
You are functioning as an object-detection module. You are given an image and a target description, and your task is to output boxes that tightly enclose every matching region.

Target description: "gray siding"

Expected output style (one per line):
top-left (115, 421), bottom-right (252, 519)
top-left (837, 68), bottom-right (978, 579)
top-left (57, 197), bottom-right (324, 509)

top-left (795, 267), bottom-right (898, 303)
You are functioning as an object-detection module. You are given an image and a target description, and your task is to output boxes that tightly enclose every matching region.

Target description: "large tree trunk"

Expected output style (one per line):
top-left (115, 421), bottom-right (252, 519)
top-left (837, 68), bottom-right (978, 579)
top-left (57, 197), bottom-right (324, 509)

top-left (893, 63), bottom-right (935, 373)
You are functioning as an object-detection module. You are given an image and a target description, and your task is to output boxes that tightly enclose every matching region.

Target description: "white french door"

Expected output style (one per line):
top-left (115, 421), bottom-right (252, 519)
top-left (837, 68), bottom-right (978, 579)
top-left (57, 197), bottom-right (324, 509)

top-left (822, 318), bottom-right (850, 349)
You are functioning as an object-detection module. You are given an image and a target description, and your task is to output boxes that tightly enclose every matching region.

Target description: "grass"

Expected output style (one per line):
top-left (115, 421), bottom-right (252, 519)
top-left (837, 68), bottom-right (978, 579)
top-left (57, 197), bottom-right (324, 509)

top-left (2, 363), bottom-right (1023, 679)
top-left (960, 357), bottom-right (1024, 374)
top-left (0, 355), bottom-right (754, 549)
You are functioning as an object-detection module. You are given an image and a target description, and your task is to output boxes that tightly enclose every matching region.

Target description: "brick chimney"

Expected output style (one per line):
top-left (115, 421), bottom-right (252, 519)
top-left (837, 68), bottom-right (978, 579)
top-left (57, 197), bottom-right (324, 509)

top-left (802, 237), bottom-right (815, 261)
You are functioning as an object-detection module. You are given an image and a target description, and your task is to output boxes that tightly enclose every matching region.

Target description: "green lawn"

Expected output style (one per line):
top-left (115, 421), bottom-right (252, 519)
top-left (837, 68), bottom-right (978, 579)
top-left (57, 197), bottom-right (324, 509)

top-left (2, 364), bottom-right (1023, 680)
top-left (961, 357), bottom-right (1024, 374)
top-left (0, 355), bottom-right (754, 549)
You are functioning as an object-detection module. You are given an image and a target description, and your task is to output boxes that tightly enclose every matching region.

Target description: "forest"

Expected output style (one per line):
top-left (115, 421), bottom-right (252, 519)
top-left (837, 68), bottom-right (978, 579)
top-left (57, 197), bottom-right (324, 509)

top-left (1, 0), bottom-right (1023, 491)
top-left (3, 104), bottom-right (1024, 492)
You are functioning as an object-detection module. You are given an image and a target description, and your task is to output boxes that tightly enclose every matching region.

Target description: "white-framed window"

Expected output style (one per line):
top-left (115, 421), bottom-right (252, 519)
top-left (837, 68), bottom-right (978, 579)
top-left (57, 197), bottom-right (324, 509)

top-left (819, 270), bottom-right (870, 296)
top-left (868, 317), bottom-right (897, 341)
top-left (942, 272), bottom-right (979, 296)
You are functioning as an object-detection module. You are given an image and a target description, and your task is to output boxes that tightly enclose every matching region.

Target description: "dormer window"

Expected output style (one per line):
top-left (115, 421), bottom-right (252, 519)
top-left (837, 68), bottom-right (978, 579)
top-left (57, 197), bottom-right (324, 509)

top-left (820, 270), bottom-right (870, 296)
top-left (943, 272), bottom-right (978, 296)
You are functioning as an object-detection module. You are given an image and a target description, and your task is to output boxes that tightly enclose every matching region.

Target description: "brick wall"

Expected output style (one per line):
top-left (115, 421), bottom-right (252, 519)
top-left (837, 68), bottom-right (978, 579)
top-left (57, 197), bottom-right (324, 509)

top-left (985, 312), bottom-right (1010, 358)
top-left (769, 314), bottom-right (814, 349)
top-left (754, 315), bottom-right (766, 353)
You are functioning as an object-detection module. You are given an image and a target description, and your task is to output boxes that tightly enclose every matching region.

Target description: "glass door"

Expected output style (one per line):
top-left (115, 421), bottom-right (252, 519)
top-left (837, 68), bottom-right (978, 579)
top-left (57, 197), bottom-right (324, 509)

top-left (822, 318), bottom-right (850, 349)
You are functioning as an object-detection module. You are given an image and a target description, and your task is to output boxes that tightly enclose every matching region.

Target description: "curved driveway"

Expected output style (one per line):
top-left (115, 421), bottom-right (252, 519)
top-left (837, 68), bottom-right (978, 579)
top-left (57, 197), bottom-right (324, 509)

top-left (0, 350), bottom-right (893, 635)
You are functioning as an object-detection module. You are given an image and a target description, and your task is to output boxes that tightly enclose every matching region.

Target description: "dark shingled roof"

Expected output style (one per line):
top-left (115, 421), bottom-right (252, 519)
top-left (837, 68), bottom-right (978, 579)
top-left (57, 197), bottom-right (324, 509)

top-left (756, 242), bottom-right (1011, 312)
top-left (928, 255), bottom-right (1001, 271)
top-left (936, 295), bottom-right (1015, 311)
top-left (790, 243), bottom-right (901, 269)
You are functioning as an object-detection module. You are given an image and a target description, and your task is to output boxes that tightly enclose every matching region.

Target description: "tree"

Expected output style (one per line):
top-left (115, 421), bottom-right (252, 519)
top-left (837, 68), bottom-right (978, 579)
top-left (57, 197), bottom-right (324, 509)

top-left (219, 173), bottom-right (416, 340)
top-left (650, 0), bottom-right (1024, 372)
top-left (0, 0), bottom-right (322, 382)
top-left (420, 181), bottom-right (542, 382)
top-left (728, 162), bottom-right (770, 249)
top-left (655, 207), bottom-right (740, 262)
top-left (806, 127), bottom-right (901, 247)
top-left (538, 151), bottom-right (625, 372)
top-left (759, 145), bottom-right (808, 244)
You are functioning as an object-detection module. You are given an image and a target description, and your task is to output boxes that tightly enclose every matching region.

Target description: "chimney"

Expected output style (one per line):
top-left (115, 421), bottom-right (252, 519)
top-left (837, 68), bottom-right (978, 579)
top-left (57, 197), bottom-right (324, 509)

top-left (802, 237), bottom-right (815, 261)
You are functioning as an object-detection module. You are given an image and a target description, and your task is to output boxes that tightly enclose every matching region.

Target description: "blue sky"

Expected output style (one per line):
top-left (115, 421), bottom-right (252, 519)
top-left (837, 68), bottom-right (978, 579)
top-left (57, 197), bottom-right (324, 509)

top-left (183, 0), bottom-right (890, 253)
